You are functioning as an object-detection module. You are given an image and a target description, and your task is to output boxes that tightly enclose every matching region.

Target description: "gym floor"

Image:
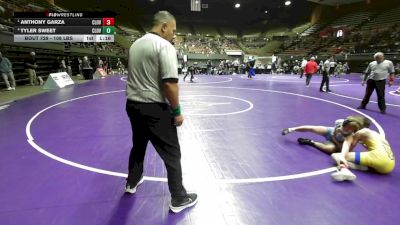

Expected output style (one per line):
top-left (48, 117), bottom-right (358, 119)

top-left (0, 74), bottom-right (399, 225)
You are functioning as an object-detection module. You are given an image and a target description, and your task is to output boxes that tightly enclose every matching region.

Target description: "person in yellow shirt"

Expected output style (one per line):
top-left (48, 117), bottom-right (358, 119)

top-left (331, 115), bottom-right (395, 181)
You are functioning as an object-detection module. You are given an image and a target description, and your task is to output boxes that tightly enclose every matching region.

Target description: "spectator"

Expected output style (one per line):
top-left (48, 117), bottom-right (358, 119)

top-left (78, 57), bottom-right (82, 76)
top-left (53, 57), bottom-right (61, 73)
top-left (24, 52), bottom-right (43, 86)
top-left (81, 56), bottom-right (92, 80)
top-left (97, 57), bottom-right (103, 68)
top-left (60, 57), bottom-right (67, 72)
top-left (343, 62), bottom-right (350, 74)
top-left (0, 51), bottom-right (16, 90)
top-left (66, 56), bottom-right (72, 76)
top-left (329, 59), bottom-right (336, 77)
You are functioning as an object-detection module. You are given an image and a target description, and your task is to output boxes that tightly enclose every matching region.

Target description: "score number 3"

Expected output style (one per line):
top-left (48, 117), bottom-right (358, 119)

top-left (102, 18), bottom-right (115, 26)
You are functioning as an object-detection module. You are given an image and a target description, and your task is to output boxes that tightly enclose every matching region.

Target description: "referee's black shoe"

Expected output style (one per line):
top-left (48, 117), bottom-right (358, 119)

top-left (170, 193), bottom-right (198, 213)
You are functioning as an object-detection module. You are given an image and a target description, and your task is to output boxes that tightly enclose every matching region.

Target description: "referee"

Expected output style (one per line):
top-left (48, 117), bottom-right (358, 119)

top-left (320, 56), bottom-right (332, 92)
top-left (125, 11), bottom-right (197, 213)
top-left (358, 52), bottom-right (395, 114)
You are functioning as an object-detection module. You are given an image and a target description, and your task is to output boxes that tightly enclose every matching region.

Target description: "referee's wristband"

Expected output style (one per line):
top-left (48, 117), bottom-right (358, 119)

top-left (172, 105), bottom-right (181, 117)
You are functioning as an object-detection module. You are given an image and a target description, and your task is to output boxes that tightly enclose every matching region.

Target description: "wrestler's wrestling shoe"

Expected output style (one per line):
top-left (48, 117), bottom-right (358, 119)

top-left (297, 138), bottom-right (314, 146)
top-left (282, 128), bottom-right (290, 135)
top-left (331, 167), bottom-right (357, 181)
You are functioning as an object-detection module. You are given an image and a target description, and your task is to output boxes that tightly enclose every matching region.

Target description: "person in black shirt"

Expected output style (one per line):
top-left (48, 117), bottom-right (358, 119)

top-left (25, 52), bottom-right (43, 86)
top-left (81, 56), bottom-right (93, 80)
top-left (184, 65), bottom-right (194, 82)
top-left (206, 60), bottom-right (212, 75)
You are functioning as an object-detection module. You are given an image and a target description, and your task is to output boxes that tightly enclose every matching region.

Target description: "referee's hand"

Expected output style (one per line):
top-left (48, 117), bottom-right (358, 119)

top-left (174, 115), bottom-right (184, 127)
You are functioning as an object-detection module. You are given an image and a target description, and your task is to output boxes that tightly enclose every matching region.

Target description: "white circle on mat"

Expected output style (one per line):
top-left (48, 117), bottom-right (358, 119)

top-left (26, 86), bottom-right (385, 184)
top-left (181, 95), bottom-right (253, 116)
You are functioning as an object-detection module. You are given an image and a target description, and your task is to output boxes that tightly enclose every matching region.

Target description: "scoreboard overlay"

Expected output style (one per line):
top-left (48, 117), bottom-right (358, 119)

top-left (13, 12), bottom-right (115, 43)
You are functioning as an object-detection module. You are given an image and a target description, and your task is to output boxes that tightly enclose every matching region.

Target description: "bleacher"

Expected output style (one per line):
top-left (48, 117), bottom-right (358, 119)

top-left (330, 11), bottom-right (372, 28)
top-left (361, 7), bottom-right (400, 30)
top-left (177, 24), bottom-right (192, 35)
top-left (300, 23), bottom-right (322, 36)
top-left (193, 25), bottom-right (218, 36)
top-left (278, 9), bottom-right (386, 57)
top-left (220, 27), bottom-right (237, 38)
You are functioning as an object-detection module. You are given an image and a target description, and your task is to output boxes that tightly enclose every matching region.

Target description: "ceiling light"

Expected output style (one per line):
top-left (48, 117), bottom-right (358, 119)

top-left (265, 10), bottom-right (268, 13)
top-left (235, 3), bottom-right (241, 8)
top-left (285, 1), bottom-right (291, 6)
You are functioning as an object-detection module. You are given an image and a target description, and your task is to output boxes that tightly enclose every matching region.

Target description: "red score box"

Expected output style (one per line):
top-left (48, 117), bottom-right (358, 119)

top-left (102, 18), bottom-right (115, 26)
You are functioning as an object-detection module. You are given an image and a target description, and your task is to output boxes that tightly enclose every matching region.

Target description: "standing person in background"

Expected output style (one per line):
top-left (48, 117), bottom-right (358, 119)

top-left (184, 65), bottom-right (194, 82)
top-left (318, 60), bottom-right (324, 74)
top-left (103, 58), bottom-right (108, 74)
top-left (78, 57), bottom-right (83, 76)
top-left (66, 56), bottom-right (72, 76)
top-left (320, 57), bottom-right (332, 92)
top-left (54, 57), bottom-right (61, 72)
top-left (271, 61), bottom-right (276, 74)
top-left (335, 62), bottom-right (343, 77)
top-left (300, 57), bottom-right (308, 78)
top-left (329, 59), bottom-right (336, 77)
top-left (304, 57), bottom-right (318, 87)
top-left (343, 62), bottom-right (350, 74)
top-left (106, 57), bottom-right (112, 74)
top-left (97, 57), bottom-right (103, 69)
top-left (60, 57), bottom-right (67, 72)
top-left (81, 56), bottom-right (92, 80)
top-left (206, 59), bottom-right (212, 75)
top-left (125, 11), bottom-right (197, 213)
top-left (116, 58), bottom-right (124, 74)
top-left (233, 58), bottom-right (239, 74)
top-left (247, 57), bottom-right (256, 78)
top-left (25, 52), bottom-right (43, 86)
top-left (0, 51), bottom-right (16, 91)
top-left (358, 52), bottom-right (395, 114)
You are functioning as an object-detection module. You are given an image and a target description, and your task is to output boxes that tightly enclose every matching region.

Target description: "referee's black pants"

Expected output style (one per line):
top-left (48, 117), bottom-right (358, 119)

top-left (126, 100), bottom-right (187, 199)
top-left (320, 71), bottom-right (330, 91)
top-left (361, 79), bottom-right (386, 112)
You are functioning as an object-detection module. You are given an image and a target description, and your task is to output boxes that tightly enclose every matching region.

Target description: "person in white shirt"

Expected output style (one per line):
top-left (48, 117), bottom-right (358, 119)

top-left (358, 52), bottom-right (395, 114)
top-left (329, 60), bottom-right (336, 76)
top-left (300, 57), bottom-right (308, 78)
